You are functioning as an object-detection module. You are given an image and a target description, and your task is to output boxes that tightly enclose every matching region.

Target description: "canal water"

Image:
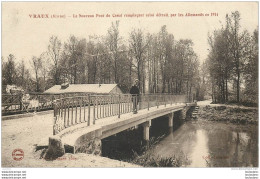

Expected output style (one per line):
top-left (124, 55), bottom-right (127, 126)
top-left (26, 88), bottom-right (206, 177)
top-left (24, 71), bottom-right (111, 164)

top-left (152, 119), bottom-right (258, 167)
top-left (102, 116), bottom-right (258, 167)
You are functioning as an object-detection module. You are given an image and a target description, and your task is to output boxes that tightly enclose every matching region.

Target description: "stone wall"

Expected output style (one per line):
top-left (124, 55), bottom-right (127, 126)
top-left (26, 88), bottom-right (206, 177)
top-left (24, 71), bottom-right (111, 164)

top-left (74, 129), bottom-right (102, 155)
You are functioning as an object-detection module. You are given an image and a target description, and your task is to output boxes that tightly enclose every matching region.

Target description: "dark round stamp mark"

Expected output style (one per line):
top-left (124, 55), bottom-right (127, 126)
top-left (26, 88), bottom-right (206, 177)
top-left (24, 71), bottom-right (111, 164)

top-left (12, 149), bottom-right (24, 161)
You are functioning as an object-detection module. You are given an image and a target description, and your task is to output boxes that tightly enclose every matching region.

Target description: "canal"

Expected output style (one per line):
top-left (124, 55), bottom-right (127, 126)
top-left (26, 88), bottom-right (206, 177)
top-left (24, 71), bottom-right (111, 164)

top-left (102, 115), bottom-right (258, 167)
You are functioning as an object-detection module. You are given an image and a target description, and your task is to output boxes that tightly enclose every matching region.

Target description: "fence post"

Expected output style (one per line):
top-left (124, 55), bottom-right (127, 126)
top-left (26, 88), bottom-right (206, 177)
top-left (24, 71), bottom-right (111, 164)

top-left (93, 98), bottom-right (96, 125)
top-left (156, 94), bottom-right (158, 108)
top-left (165, 94), bottom-right (166, 107)
top-left (59, 95), bottom-right (62, 116)
top-left (118, 95), bottom-right (121, 118)
top-left (79, 97), bottom-right (82, 123)
top-left (139, 94), bottom-right (141, 110)
top-left (52, 95), bottom-right (55, 108)
top-left (53, 100), bottom-right (57, 135)
top-left (111, 95), bottom-right (113, 116)
top-left (88, 94), bottom-right (91, 126)
top-left (19, 94), bottom-right (23, 110)
top-left (148, 94), bottom-right (150, 111)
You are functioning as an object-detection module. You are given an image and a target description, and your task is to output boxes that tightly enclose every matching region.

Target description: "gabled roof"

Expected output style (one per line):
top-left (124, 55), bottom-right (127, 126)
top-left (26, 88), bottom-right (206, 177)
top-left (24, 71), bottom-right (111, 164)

top-left (43, 84), bottom-right (120, 94)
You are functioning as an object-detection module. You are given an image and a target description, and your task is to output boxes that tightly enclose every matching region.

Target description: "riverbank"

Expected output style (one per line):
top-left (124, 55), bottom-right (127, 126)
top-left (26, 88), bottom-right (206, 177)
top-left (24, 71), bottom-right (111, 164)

top-left (197, 101), bottom-right (258, 124)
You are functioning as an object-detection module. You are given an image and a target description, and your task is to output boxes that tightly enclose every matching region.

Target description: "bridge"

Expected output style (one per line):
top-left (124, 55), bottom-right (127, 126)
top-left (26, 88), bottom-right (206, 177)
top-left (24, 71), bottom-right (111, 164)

top-left (43, 94), bottom-right (196, 159)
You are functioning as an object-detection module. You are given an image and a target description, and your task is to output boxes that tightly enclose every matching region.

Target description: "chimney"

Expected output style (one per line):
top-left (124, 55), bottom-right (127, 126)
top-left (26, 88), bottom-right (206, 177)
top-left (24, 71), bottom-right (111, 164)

top-left (61, 83), bottom-right (69, 89)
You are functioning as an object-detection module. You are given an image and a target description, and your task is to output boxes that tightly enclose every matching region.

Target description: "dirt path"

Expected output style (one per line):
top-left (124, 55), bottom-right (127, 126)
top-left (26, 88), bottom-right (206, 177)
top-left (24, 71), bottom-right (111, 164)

top-left (1, 112), bottom-right (138, 167)
top-left (197, 100), bottom-right (257, 109)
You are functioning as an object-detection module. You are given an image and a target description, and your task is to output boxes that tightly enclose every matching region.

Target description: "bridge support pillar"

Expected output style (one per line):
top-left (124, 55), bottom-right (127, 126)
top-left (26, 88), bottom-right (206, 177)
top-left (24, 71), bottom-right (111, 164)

top-left (142, 121), bottom-right (151, 141)
top-left (180, 108), bottom-right (187, 120)
top-left (168, 112), bottom-right (174, 127)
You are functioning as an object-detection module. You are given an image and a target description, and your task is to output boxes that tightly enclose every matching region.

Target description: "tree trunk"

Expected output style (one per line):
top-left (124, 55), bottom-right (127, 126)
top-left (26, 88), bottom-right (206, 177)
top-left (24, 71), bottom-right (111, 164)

top-left (225, 77), bottom-right (228, 101)
top-left (237, 69), bottom-right (240, 103)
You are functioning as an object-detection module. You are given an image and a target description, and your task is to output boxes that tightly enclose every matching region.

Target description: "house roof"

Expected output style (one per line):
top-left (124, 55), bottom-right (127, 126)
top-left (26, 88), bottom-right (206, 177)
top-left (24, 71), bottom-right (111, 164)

top-left (43, 84), bottom-right (120, 94)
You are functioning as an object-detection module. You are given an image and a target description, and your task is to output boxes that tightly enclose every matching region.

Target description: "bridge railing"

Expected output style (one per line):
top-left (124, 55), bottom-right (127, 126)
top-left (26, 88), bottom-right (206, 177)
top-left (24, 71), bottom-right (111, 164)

top-left (138, 94), bottom-right (188, 110)
top-left (52, 93), bottom-right (188, 135)
top-left (2, 93), bottom-right (57, 114)
top-left (2, 92), bottom-right (91, 115)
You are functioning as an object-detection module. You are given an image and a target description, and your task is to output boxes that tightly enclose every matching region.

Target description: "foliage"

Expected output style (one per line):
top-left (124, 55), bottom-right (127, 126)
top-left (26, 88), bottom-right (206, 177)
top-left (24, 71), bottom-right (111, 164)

top-left (130, 136), bottom-right (183, 167)
top-left (2, 22), bottom-right (200, 96)
top-left (206, 11), bottom-right (258, 104)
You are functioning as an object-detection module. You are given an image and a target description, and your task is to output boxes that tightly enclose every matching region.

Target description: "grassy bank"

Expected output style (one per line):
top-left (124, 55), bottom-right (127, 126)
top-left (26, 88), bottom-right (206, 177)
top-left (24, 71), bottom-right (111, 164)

top-left (129, 136), bottom-right (184, 167)
top-left (199, 105), bottom-right (258, 124)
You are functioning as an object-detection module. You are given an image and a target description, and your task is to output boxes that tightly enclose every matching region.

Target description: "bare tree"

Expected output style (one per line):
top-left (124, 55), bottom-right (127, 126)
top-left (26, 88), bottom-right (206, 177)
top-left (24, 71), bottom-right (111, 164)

top-left (2, 54), bottom-right (17, 85)
top-left (48, 36), bottom-right (62, 85)
top-left (129, 28), bottom-right (150, 93)
top-left (31, 56), bottom-right (42, 92)
top-left (39, 52), bottom-right (50, 90)
top-left (107, 21), bottom-right (121, 83)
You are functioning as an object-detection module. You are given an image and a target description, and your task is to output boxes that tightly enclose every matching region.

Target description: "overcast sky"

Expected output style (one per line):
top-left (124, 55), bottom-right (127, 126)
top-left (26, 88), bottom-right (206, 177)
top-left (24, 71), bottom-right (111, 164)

top-left (2, 2), bottom-right (258, 66)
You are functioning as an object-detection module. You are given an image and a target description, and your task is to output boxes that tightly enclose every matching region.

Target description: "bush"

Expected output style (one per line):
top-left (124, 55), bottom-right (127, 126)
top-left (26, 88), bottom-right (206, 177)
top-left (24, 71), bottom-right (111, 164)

top-left (129, 136), bottom-right (183, 167)
top-left (131, 151), bottom-right (182, 167)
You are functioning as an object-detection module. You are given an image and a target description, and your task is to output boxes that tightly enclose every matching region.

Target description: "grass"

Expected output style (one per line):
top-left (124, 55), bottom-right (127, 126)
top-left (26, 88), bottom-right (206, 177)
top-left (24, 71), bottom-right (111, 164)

top-left (129, 136), bottom-right (183, 167)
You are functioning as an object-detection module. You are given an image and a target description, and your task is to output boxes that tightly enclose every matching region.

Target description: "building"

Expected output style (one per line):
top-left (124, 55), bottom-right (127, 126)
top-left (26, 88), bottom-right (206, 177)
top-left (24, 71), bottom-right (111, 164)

top-left (43, 83), bottom-right (123, 95)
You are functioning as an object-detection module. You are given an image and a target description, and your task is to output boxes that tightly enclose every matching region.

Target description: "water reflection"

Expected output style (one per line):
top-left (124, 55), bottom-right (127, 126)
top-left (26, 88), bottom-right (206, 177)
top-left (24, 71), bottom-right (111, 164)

top-left (152, 120), bottom-right (258, 167)
top-left (188, 130), bottom-right (209, 167)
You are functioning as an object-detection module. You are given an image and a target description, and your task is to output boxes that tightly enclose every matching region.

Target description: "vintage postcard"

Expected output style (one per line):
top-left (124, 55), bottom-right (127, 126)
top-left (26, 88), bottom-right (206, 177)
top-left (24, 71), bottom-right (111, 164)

top-left (1, 1), bottom-right (258, 178)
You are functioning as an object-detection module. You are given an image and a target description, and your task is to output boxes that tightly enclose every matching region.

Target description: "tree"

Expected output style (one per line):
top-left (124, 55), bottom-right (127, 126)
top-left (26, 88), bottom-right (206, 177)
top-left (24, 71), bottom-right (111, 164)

top-left (106, 21), bottom-right (121, 84)
top-left (48, 36), bottom-right (62, 85)
top-left (206, 11), bottom-right (257, 104)
top-left (31, 56), bottom-right (42, 92)
top-left (40, 52), bottom-right (51, 90)
top-left (208, 29), bottom-right (233, 103)
top-left (63, 36), bottom-right (87, 84)
top-left (129, 28), bottom-right (149, 93)
top-left (157, 25), bottom-right (173, 93)
top-left (226, 11), bottom-right (250, 102)
top-left (2, 54), bottom-right (17, 85)
top-left (243, 29), bottom-right (258, 103)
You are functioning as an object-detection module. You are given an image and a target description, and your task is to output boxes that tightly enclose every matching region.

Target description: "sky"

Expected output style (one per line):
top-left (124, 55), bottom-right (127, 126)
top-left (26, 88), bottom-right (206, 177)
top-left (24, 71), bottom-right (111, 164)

top-left (2, 2), bottom-right (258, 66)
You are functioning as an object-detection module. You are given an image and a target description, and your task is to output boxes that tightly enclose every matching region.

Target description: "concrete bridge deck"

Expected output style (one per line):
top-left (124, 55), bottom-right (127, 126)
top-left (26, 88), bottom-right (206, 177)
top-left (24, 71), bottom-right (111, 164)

top-left (48, 102), bottom-right (196, 156)
top-left (2, 93), bottom-right (196, 164)
top-left (61, 103), bottom-right (186, 142)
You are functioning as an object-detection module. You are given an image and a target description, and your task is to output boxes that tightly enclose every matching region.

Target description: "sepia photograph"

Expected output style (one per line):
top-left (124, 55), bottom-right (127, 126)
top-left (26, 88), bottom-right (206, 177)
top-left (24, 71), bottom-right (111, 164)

top-left (1, 1), bottom-right (259, 177)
